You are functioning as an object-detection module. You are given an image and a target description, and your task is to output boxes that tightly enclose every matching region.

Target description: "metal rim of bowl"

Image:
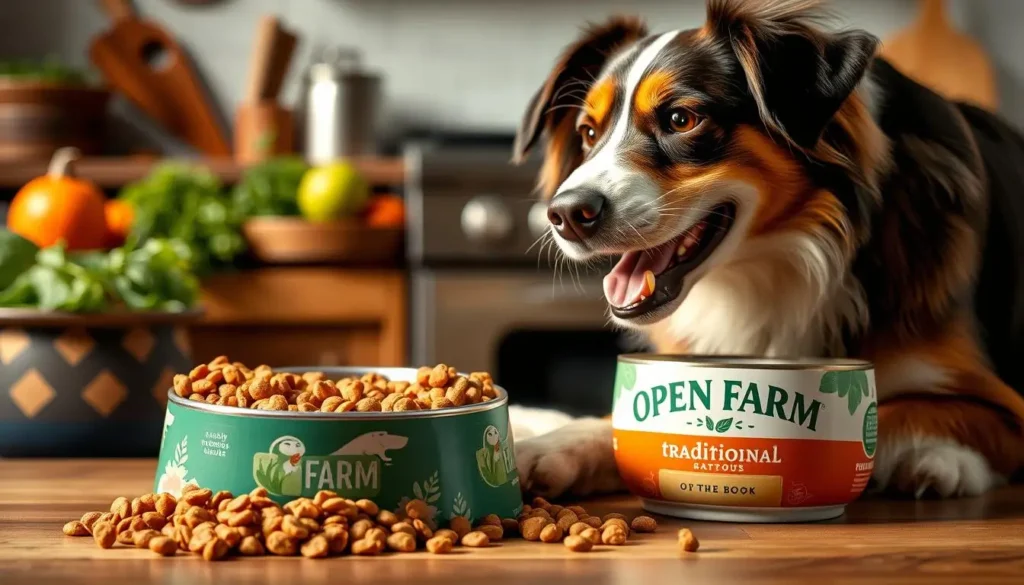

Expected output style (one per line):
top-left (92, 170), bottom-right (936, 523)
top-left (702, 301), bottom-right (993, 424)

top-left (166, 366), bottom-right (508, 420)
top-left (618, 354), bottom-right (874, 371)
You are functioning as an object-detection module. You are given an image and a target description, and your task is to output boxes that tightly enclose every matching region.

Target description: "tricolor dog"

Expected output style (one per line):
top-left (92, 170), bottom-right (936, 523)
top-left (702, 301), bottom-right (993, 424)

top-left (511, 0), bottom-right (1024, 499)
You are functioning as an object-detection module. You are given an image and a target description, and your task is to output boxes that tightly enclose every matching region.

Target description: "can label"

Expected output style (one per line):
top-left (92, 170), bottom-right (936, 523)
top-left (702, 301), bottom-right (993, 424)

top-left (155, 401), bottom-right (523, 524)
top-left (611, 361), bottom-right (876, 508)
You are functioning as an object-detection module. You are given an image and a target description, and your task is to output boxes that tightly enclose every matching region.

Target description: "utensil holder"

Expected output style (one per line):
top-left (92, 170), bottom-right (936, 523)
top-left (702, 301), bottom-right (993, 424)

top-left (234, 101), bottom-right (294, 164)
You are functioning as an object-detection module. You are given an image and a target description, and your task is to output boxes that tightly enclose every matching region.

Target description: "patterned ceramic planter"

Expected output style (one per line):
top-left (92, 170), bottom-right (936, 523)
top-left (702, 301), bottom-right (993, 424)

top-left (0, 309), bottom-right (200, 457)
top-left (155, 367), bottom-right (523, 524)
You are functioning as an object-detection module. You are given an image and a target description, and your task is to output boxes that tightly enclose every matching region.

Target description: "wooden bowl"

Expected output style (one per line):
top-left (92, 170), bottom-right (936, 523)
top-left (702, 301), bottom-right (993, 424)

top-left (0, 81), bottom-right (110, 161)
top-left (0, 309), bottom-right (201, 457)
top-left (242, 217), bottom-right (404, 265)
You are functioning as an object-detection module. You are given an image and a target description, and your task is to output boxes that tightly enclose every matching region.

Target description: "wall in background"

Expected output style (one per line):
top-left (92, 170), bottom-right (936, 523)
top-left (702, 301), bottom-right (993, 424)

top-left (3, 0), bottom-right (1015, 151)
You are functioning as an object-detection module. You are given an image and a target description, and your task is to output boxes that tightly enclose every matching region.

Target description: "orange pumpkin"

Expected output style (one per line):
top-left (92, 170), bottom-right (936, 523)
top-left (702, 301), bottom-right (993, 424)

top-left (7, 147), bottom-right (108, 250)
top-left (364, 194), bottom-right (406, 228)
top-left (104, 199), bottom-right (134, 247)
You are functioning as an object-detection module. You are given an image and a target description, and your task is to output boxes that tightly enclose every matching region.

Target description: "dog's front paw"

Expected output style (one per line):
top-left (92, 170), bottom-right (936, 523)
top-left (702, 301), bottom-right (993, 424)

top-left (514, 418), bottom-right (622, 499)
top-left (873, 437), bottom-right (1004, 498)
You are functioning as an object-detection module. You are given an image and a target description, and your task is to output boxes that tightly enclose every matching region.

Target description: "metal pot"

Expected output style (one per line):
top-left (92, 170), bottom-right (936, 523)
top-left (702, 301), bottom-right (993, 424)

top-left (296, 47), bottom-right (381, 164)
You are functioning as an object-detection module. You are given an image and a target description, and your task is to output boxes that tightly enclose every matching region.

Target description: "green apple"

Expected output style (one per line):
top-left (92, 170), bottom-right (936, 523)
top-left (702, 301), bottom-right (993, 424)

top-left (297, 161), bottom-right (370, 222)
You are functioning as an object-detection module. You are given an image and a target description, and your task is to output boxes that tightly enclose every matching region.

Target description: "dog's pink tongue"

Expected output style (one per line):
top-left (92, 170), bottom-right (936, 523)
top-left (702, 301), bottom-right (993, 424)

top-left (602, 240), bottom-right (677, 307)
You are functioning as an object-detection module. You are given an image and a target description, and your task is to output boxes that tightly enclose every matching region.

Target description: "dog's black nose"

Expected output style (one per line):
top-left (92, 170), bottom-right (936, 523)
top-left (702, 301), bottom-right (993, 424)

top-left (547, 188), bottom-right (606, 242)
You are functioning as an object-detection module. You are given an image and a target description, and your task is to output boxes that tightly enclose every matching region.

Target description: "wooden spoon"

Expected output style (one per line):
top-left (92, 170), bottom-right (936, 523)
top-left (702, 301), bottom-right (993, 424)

top-left (880, 0), bottom-right (998, 111)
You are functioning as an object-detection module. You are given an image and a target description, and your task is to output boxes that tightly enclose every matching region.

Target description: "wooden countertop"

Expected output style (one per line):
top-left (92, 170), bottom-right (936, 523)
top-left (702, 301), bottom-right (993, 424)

top-left (1, 460), bottom-right (1022, 584)
top-left (0, 156), bottom-right (406, 189)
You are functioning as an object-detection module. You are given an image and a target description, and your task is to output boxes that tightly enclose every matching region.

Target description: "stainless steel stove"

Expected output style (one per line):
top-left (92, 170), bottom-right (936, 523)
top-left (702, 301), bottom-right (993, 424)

top-left (402, 139), bottom-right (645, 417)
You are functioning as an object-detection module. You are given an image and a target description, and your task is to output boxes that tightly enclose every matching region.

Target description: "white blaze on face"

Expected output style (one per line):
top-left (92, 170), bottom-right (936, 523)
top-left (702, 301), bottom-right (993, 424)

top-left (552, 31), bottom-right (682, 258)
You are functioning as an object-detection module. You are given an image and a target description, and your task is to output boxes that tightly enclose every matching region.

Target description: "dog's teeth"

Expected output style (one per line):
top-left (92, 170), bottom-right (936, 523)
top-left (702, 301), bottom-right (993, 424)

top-left (639, 294), bottom-right (647, 301)
top-left (676, 241), bottom-right (688, 257)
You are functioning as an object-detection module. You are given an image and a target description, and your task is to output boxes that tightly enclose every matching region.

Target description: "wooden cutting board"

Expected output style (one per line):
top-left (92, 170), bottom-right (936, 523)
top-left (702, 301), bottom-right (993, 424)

top-left (89, 0), bottom-right (230, 155)
top-left (881, 0), bottom-right (998, 111)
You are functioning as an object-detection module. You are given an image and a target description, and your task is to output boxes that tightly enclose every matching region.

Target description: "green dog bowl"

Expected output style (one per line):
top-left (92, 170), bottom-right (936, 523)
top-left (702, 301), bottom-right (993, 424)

top-left (155, 367), bottom-right (523, 524)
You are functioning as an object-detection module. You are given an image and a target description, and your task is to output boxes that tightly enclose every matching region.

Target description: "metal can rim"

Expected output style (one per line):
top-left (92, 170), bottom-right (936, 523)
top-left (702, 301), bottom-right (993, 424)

top-left (166, 366), bottom-right (508, 420)
top-left (618, 354), bottom-right (873, 371)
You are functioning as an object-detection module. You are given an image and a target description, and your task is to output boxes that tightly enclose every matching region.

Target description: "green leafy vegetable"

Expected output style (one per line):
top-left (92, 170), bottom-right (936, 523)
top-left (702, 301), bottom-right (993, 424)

top-left (0, 57), bottom-right (90, 85)
top-left (231, 156), bottom-right (309, 218)
top-left (0, 229), bottom-right (39, 290)
top-left (0, 234), bottom-right (198, 313)
top-left (118, 163), bottom-right (246, 275)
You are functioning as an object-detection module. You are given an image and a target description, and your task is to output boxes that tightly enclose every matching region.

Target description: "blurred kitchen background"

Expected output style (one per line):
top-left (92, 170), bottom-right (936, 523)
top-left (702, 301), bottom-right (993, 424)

top-left (0, 0), bottom-right (1015, 455)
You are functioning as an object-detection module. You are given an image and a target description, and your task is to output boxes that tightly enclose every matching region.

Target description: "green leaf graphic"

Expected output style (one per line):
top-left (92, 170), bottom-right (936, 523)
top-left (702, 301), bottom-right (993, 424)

top-left (715, 418), bottom-right (734, 433)
top-left (847, 388), bottom-right (863, 415)
top-left (616, 363), bottom-right (637, 391)
top-left (837, 372), bottom-right (851, 398)
top-left (821, 370), bottom-right (871, 415)
top-left (818, 371), bottom-right (840, 394)
top-left (705, 416), bottom-right (714, 430)
top-left (851, 370), bottom-right (870, 396)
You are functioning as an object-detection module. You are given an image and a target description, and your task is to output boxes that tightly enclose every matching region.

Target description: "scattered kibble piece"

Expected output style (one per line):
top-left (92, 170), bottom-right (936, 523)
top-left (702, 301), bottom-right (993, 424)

top-left (62, 521), bottom-right (89, 536)
top-left (678, 528), bottom-right (700, 552)
top-left (631, 515), bottom-right (658, 533)
top-left (579, 527), bottom-right (601, 545)
top-left (476, 524), bottom-right (503, 542)
top-left (563, 534), bottom-right (594, 552)
top-left (62, 488), bottom-right (659, 560)
top-left (540, 524), bottom-right (563, 543)
top-left (426, 535), bottom-right (453, 554)
top-left (461, 531), bottom-right (490, 548)
top-left (601, 526), bottom-right (627, 546)
top-left (149, 536), bottom-right (178, 556)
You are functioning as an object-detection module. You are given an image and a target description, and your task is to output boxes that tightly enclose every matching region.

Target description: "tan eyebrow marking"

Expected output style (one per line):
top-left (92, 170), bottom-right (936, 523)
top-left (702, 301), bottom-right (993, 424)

top-left (584, 78), bottom-right (617, 127)
top-left (635, 70), bottom-right (678, 116)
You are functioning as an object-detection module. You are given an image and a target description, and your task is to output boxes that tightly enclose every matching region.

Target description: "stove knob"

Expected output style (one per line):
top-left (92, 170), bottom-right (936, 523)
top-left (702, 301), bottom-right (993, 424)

top-left (461, 195), bottom-right (513, 243)
top-left (528, 201), bottom-right (551, 240)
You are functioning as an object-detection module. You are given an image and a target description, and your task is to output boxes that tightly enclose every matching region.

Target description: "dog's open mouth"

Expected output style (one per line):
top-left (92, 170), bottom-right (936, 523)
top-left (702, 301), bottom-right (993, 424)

top-left (603, 202), bottom-right (736, 319)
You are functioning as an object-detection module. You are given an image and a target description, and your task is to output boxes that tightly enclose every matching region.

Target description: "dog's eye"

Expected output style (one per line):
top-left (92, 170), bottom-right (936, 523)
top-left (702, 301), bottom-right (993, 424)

top-left (666, 109), bottom-right (701, 134)
top-left (578, 124), bottom-right (597, 148)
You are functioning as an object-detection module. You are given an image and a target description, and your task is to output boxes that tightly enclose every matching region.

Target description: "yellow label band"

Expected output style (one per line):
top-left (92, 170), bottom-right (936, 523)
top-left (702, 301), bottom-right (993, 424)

top-left (658, 469), bottom-right (783, 507)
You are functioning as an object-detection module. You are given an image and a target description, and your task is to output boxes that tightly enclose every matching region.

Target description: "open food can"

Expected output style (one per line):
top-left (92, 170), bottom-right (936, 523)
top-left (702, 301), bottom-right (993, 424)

top-left (612, 355), bottom-right (877, 522)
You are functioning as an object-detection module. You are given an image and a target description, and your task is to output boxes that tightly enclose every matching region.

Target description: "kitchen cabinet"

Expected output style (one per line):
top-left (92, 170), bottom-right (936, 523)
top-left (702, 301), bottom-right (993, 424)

top-left (188, 268), bottom-right (406, 368)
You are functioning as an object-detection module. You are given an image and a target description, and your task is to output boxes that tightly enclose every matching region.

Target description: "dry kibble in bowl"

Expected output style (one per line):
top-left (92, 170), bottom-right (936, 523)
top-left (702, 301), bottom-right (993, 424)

top-left (172, 358), bottom-right (496, 413)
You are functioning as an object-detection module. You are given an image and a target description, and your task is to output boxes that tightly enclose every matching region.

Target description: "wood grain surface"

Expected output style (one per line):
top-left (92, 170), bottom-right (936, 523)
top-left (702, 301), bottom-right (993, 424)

top-left (1, 460), bottom-right (1022, 584)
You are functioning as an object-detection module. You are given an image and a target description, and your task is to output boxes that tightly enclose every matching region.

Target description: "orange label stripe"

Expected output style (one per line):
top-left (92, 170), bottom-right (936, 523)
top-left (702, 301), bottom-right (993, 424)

top-left (614, 429), bottom-right (873, 508)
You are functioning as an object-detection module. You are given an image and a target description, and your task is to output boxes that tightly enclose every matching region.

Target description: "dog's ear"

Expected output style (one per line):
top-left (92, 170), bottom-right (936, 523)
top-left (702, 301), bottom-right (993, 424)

top-left (705, 0), bottom-right (879, 149)
top-left (512, 16), bottom-right (647, 171)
